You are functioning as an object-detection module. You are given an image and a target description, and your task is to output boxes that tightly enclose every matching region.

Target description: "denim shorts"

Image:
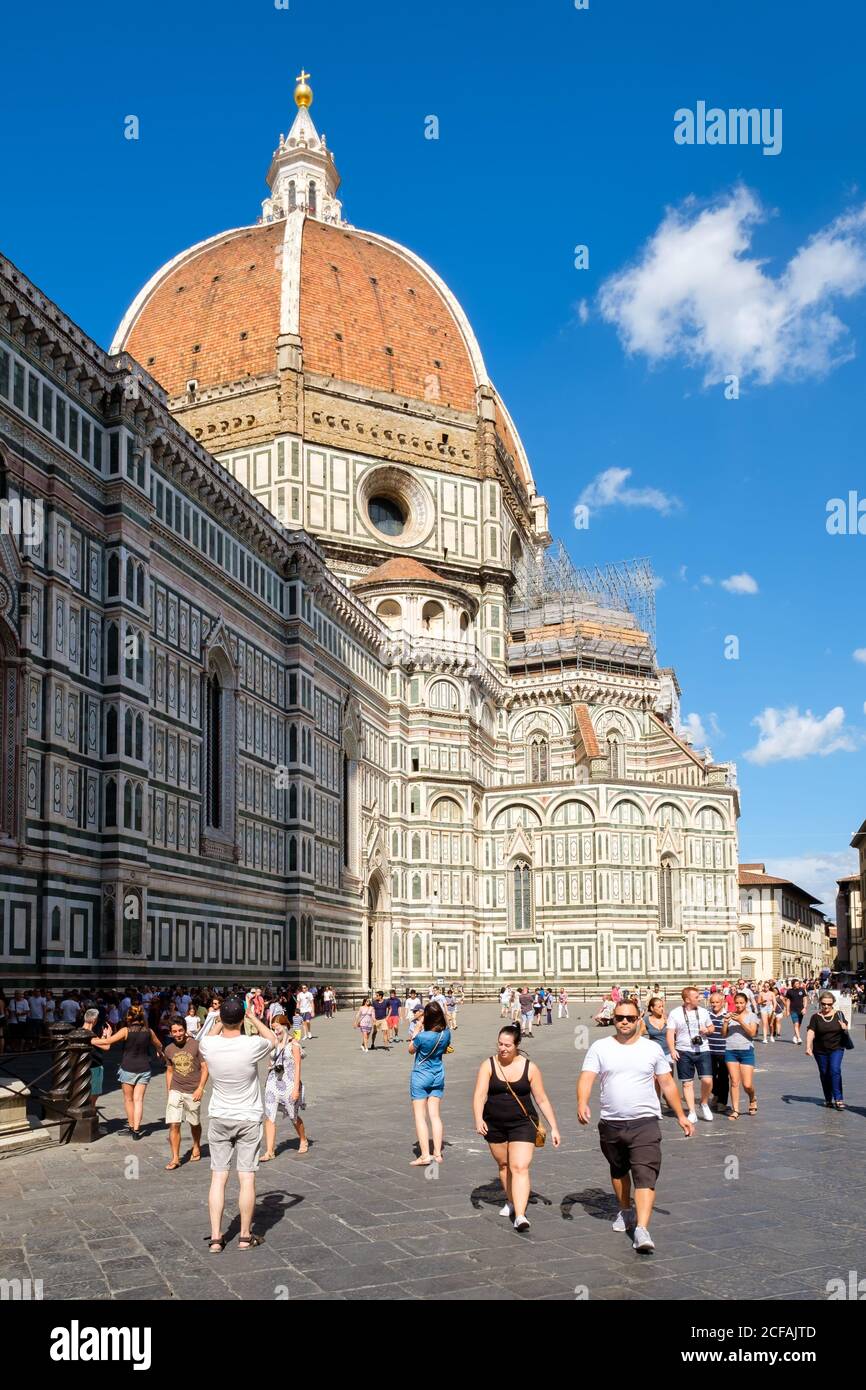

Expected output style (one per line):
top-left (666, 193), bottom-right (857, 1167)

top-left (118, 1068), bottom-right (151, 1086)
top-left (725, 1047), bottom-right (756, 1067)
top-left (675, 1050), bottom-right (712, 1081)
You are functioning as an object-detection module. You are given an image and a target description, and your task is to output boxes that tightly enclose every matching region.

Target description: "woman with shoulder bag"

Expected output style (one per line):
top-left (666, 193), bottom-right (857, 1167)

top-left (407, 1001), bottom-right (452, 1166)
top-left (355, 997), bottom-right (374, 1053)
top-left (805, 992), bottom-right (852, 1110)
top-left (472, 1024), bottom-right (561, 1232)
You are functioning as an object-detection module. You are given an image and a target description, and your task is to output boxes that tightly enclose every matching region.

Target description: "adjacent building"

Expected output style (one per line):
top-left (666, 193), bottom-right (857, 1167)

top-left (0, 75), bottom-right (742, 989)
top-left (836, 841), bottom-right (865, 973)
top-left (738, 863), bottom-right (827, 981)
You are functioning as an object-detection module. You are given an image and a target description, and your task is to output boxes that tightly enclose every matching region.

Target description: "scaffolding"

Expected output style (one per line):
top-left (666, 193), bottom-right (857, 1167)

top-left (509, 541), bottom-right (656, 675)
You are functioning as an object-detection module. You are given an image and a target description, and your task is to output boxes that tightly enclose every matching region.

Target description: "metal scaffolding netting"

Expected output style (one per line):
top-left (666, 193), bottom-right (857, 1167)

top-left (509, 542), bottom-right (656, 670)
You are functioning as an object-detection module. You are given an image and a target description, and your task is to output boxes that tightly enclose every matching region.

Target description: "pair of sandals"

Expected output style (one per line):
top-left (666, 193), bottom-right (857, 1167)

top-left (728, 1101), bottom-right (758, 1120)
top-left (206, 1234), bottom-right (264, 1253)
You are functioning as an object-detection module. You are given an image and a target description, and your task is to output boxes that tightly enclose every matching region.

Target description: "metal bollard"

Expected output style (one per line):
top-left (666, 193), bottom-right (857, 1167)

top-left (45, 1023), bottom-right (74, 1103)
top-left (65, 1029), bottom-right (100, 1142)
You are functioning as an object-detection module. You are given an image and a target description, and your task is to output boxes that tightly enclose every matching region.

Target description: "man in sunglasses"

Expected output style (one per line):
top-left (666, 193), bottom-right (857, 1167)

top-left (578, 998), bottom-right (693, 1253)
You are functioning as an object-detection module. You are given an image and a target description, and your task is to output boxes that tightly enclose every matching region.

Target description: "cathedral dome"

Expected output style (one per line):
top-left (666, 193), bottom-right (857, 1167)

top-left (113, 216), bottom-right (482, 415)
top-left (111, 72), bottom-right (537, 498)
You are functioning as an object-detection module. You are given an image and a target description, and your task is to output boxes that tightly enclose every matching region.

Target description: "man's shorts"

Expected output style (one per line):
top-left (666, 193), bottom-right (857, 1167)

top-left (207, 1117), bottom-right (263, 1172)
top-left (598, 1117), bottom-right (662, 1189)
top-left (676, 1050), bottom-right (712, 1081)
top-left (90, 1066), bottom-right (104, 1097)
top-left (789, 1010), bottom-right (803, 1024)
top-left (165, 1089), bottom-right (202, 1125)
top-left (302, 1012), bottom-right (313, 1022)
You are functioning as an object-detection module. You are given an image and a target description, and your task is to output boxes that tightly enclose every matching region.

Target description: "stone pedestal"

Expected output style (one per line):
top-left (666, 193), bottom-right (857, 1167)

top-left (0, 1079), bottom-right (52, 1159)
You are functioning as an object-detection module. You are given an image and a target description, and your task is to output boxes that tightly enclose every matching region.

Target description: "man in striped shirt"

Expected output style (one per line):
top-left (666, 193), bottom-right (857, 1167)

top-left (707, 991), bottom-right (729, 1112)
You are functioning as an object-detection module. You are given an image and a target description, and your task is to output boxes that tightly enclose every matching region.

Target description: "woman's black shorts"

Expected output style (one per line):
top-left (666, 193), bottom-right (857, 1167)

top-left (484, 1115), bottom-right (538, 1145)
top-left (598, 1116), bottom-right (662, 1189)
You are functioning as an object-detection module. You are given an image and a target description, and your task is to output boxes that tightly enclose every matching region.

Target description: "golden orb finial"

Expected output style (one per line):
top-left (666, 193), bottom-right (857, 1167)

top-left (294, 69), bottom-right (313, 109)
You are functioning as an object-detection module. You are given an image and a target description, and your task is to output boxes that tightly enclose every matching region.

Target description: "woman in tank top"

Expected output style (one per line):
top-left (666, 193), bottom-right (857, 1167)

top-left (92, 1003), bottom-right (165, 1138)
top-left (472, 1024), bottom-right (560, 1233)
top-left (640, 995), bottom-right (673, 1111)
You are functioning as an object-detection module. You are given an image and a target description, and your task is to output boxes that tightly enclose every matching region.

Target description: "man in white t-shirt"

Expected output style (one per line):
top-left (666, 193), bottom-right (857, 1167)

top-left (296, 986), bottom-right (314, 1040)
top-left (578, 995), bottom-right (693, 1252)
top-left (665, 986), bottom-right (716, 1124)
top-left (59, 993), bottom-right (80, 1025)
top-left (198, 996), bottom-right (277, 1252)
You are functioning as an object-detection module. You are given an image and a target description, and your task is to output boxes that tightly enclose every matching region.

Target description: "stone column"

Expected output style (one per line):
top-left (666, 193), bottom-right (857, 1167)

top-left (45, 1022), bottom-right (74, 1103)
top-left (64, 1028), bottom-right (100, 1143)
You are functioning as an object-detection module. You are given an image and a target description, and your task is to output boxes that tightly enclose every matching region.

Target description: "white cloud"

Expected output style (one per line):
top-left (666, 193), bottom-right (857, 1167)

top-left (721, 572), bottom-right (759, 595)
top-left (709, 712), bottom-right (722, 737)
top-left (678, 564), bottom-right (688, 582)
top-left (577, 467), bottom-right (681, 515)
top-left (764, 852), bottom-right (858, 917)
top-left (651, 574), bottom-right (666, 591)
top-left (575, 298), bottom-right (590, 325)
top-left (680, 712), bottom-right (710, 748)
top-left (599, 186), bottom-right (866, 386)
top-left (700, 574), bottom-right (714, 586)
top-left (743, 705), bottom-right (856, 765)
top-left (853, 647), bottom-right (866, 664)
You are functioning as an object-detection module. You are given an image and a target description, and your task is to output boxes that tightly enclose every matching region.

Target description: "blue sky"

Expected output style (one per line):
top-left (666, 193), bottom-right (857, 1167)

top-left (3, 0), bottom-right (863, 911)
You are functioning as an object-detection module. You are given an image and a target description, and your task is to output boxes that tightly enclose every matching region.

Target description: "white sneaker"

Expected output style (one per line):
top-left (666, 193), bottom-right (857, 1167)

top-left (686, 1110), bottom-right (698, 1124)
top-left (633, 1225), bottom-right (655, 1253)
top-left (499, 1202), bottom-right (514, 1218)
top-left (612, 1209), bottom-right (636, 1233)
top-left (699, 1103), bottom-right (714, 1122)
top-left (512, 1214), bottom-right (531, 1232)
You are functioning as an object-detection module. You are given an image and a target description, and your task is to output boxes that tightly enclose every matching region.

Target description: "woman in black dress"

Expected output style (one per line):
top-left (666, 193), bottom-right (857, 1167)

top-left (472, 1024), bottom-right (560, 1232)
top-left (805, 991), bottom-right (851, 1110)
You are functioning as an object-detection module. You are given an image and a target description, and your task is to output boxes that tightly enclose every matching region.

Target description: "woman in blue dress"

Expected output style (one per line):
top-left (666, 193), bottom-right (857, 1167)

top-left (408, 1001), bottom-right (451, 1166)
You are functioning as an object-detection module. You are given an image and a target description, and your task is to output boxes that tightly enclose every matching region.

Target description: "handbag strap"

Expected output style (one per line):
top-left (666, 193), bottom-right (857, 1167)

top-left (492, 1057), bottom-right (540, 1134)
top-left (415, 1031), bottom-right (447, 1065)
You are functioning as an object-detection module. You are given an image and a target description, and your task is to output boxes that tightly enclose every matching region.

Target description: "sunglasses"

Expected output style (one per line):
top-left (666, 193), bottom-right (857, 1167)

top-left (614, 1013), bottom-right (639, 1022)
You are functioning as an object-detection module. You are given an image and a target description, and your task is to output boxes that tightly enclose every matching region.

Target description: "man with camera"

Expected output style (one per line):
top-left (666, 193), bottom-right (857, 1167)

top-left (665, 986), bottom-right (716, 1124)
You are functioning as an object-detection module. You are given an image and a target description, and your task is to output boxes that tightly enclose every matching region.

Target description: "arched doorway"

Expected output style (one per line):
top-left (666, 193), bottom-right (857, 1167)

top-left (365, 872), bottom-right (389, 990)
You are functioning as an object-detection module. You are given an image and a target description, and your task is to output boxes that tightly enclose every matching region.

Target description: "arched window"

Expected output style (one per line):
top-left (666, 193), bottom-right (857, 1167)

top-left (429, 680), bottom-right (458, 710)
top-left (658, 803), bottom-right (684, 828)
top-left (136, 565), bottom-right (145, 607)
top-left (510, 862), bottom-right (533, 934)
top-left (288, 180), bottom-right (296, 212)
top-left (411, 833), bottom-right (421, 859)
top-left (288, 915), bottom-right (298, 959)
top-left (308, 181), bottom-right (317, 216)
top-left (289, 784), bottom-right (297, 818)
top-left (659, 856), bottom-right (678, 933)
top-left (105, 706), bottom-right (118, 755)
top-left (106, 623), bottom-right (119, 676)
top-left (135, 714), bottom-right (143, 762)
top-left (432, 797), bottom-right (461, 823)
top-left (289, 836), bottom-right (297, 871)
top-left (409, 787), bottom-right (421, 815)
top-left (51, 906), bottom-right (62, 942)
top-left (125, 557), bottom-right (136, 601)
top-left (206, 671), bottom-right (223, 829)
top-left (124, 708), bottom-right (133, 757)
top-left (123, 780), bottom-right (133, 828)
top-left (376, 599), bottom-right (402, 630)
top-left (134, 783), bottom-right (143, 832)
top-left (107, 553), bottom-right (120, 596)
top-left (412, 933), bottom-right (422, 968)
top-left (289, 724), bottom-right (298, 762)
top-left (392, 934), bottom-right (400, 967)
top-left (412, 874), bottom-right (422, 900)
top-left (607, 736), bottom-right (620, 778)
top-left (421, 601), bottom-right (445, 637)
top-left (612, 800), bottom-right (643, 826)
top-left (105, 777), bottom-right (117, 827)
top-left (391, 783), bottom-right (399, 813)
top-left (529, 736), bottom-right (549, 783)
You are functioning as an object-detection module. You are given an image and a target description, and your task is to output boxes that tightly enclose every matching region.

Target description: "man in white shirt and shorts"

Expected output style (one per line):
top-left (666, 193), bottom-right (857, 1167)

top-left (666, 986), bottom-right (716, 1124)
top-left (198, 996), bottom-right (277, 1252)
top-left (578, 995), bottom-right (693, 1252)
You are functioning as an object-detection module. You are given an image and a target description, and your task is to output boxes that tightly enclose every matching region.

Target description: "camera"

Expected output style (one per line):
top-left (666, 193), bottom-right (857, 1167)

top-left (274, 1064), bottom-right (285, 1077)
top-left (691, 1035), bottom-right (702, 1047)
